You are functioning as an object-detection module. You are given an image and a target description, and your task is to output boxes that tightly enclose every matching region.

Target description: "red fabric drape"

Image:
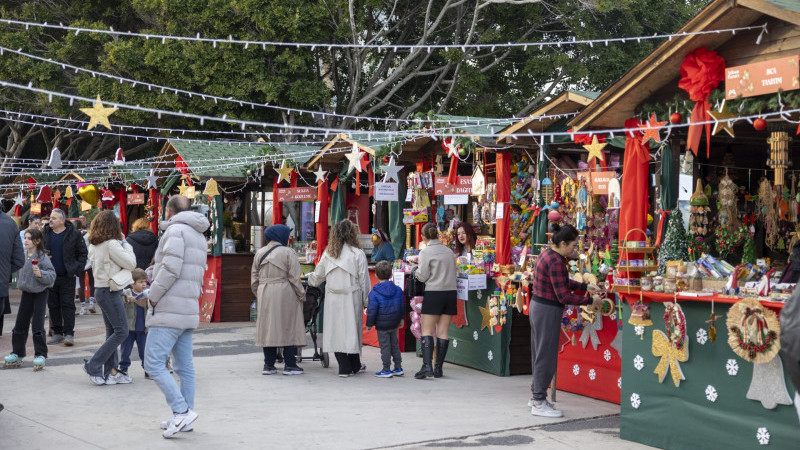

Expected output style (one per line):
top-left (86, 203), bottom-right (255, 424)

top-left (368, 162), bottom-right (375, 198)
top-left (117, 189), bottom-right (128, 236)
top-left (316, 179), bottom-right (330, 263)
top-left (619, 119), bottom-right (651, 243)
top-left (272, 177), bottom-right (283, 226)
top-left (678, 47), bottom-right (725, 157)
top-left (149, 189), bottom-right (159, 234)
top-left (496, 152), bottom-right (511, 265)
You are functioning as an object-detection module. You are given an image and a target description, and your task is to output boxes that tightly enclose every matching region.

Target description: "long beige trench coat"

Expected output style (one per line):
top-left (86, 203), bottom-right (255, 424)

top-left (308, 244), bottom-right (369, 354)
top-left (251, 241), bottom-right (306, 347)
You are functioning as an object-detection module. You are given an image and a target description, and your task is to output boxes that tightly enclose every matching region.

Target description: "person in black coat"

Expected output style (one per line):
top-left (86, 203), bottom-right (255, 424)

top-left (126, 217), bottom-right (158, 269)
top-left (42, 209), bottom-right (87, 346)
top-left (1, 208), bottom-right (25, 337)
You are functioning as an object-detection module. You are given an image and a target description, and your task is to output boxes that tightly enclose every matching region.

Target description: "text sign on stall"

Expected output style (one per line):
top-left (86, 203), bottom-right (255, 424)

top-left (457, 277), bottom-right (469, 301)
top-left (576, 171), bottom-right (616, 195)
top-left (276, 187), bottom-right (317, 202)
top-left (434, 176), bottom-right (472, 196)
top-left (128, 193), bottom-right (145, 205)
top-left (375, 182), bottom-right (399, 201)
top-left (725, 55), bottom-right (800, 99)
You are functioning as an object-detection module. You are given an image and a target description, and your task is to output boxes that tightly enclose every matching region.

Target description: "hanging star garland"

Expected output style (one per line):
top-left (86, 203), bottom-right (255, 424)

top-left (345, 143), bottom-right (364, 174)
top-left (274, 159), bottom-right (294, 184)
top-left (583, 135), bottom-right (607, 169)
top-left (145, 169), bottom-right (158, 190)
top-left (313, 166), bottom-right (327, 184)
top-left (708, 100), bottom-right (738, 138)
top-left (79, 95), bottom-right (118, 130)
top-left (380, 156), bottom-right (402, 183)
top-left (640, 113), bottom-right (668, 145)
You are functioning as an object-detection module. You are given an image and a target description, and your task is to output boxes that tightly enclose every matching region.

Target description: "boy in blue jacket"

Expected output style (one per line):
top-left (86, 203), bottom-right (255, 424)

top-left (366, 261), bottom-right (405, 378)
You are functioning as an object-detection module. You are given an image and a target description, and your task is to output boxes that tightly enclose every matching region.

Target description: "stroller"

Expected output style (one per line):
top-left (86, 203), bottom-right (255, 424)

top-left (297, 280), bottom-right (329, 367)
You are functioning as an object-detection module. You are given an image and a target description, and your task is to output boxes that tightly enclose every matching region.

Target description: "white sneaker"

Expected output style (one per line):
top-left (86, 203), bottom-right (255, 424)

top-left (114, 371), bottom-right (133, 384)
top-left (528, 398), bottom-right (534, 408)
top-left (160, 420), bottom-right (193, 432)
top-left (163, 409), bottom-right (198, 438)
top-left (104, 374), bottom-right (117, 385)
top-left (530, 399), bottom-right (563, 418)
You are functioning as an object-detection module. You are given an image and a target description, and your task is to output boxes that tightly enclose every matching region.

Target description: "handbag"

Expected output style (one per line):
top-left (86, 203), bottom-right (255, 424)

top-left (109, 267), bottom-right (133, 291)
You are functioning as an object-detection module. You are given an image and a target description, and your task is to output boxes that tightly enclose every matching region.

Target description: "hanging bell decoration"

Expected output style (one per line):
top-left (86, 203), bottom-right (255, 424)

top-left (766, 131), bottom-right (791, 186)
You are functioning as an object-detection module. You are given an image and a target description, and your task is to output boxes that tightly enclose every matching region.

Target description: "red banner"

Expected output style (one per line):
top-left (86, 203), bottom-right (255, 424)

top-left (434, 176), bottom-right (472, 195)
top-left (726, 55), bottom-right (799, 99)
top-left (276, 187), bottom-right (317, 202)
top-left (199, 267), bottom-right (218, 323)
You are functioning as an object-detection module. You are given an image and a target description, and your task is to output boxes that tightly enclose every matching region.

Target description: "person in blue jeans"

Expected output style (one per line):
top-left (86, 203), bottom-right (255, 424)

top-left (144, 195), bottom-right (209, 438)
top-left (119, 268), bottom-right (149, 377)
top-left (366, 261), bottom-right (405, 378)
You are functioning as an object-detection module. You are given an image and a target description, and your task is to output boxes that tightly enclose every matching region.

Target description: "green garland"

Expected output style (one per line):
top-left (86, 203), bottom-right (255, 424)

top-left (637, 89), bottom-right (800, 121)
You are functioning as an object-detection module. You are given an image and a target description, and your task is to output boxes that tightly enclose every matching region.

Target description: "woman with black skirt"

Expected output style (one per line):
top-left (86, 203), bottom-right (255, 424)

top-left (413, 223), bottom-right (457, 379)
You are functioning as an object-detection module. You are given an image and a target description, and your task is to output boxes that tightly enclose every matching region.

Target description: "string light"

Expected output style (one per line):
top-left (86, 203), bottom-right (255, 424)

top-left (0, 18), bottom-right (768, 51)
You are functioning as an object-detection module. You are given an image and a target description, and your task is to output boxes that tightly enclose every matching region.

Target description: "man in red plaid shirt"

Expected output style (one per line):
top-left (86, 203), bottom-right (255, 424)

top-left (529, 224), bottom-right (602, 418)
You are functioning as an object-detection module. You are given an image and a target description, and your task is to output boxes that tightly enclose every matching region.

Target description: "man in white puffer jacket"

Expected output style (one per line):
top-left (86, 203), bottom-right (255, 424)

top-left (144, 195), bottom-right (209, 438)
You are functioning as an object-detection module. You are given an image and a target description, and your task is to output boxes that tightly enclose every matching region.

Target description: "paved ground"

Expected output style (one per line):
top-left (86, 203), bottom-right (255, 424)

top-left (0, 291), bottom-right (655, 449)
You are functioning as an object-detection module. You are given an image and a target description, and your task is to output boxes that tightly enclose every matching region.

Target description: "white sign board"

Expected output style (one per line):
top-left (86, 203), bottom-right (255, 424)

top-left (444, 194), bottom-right (469, 205)
top-left (314, 201), bottom-right (321, 222)
top-left (375, 182), bottom-right (399, 201)
top-left (405, 189), bottom-right (412, 202)
top-left (457, 277), bottom-right (469, 301)
top-left (468, 274), bottom-right (487, 290)
top-left (392, 271), bottom-right (405, 290)
top-left (495, 202), bottom-right (505, 220)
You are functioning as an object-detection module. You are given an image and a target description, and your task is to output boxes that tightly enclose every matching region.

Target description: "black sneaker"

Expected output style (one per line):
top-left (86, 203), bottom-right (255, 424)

top-left (283, 366), bottom-right (304, 376)
top-left (145, 372), bottom-right (152, 380)
top-left (262, 365), bottom-right (277, 375)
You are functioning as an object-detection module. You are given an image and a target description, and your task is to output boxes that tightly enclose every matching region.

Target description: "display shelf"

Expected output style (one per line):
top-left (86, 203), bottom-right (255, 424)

top-left (615, 265), bottom-right (658, 272)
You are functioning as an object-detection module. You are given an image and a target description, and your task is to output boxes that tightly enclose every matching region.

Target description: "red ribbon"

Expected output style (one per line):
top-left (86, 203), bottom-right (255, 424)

top-left (655, 209), bottom-right (671, 247)
top-left (568, 129), bottom-right (606, 146)
top-left (678, 47), bottom-right (725, 158)
top-left (443, 138), bottom-right (460, 185)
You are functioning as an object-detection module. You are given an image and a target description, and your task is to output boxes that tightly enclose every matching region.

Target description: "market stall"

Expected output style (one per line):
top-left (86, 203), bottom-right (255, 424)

top-left (566, 0), bottom-right (800, 447)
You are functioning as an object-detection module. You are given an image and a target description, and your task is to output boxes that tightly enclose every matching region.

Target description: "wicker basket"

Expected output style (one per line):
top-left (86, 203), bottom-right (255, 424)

top-left (701, 277), bottom-right (728, 292)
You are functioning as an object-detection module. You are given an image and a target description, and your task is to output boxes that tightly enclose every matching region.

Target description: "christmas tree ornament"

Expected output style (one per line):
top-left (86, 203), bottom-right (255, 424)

top-left (766, 130), bottom-right (791, 186)
top-left (112, 147), bottom-right (125, 166)
top-left (274, 159), bottom-right (294, 184)
top-left (669, 112), bottom-right (682, 124)
top-left (79, 95), bottom-right (118, 130)
top-left (753, 117), bottom-right (767, 131)
top-left (313, 165), bottom-right (328, 184)
top-left (708, 100), bottom-right (738, 138)
top-left (203, 178), bottom-right (220, 196)
top-left (652, 302), bottom-right (688, 387)
top-left (583, 135), bottom-right (607, 169)
top-left (48, 147), bottom-right (62, 169)
top-left (380, 156), bottom-right (402, 183)
top-left (100, 188), bottom-right (116, 208)
top-left (36, 185), bottom-right (52, 203)
top-left (345, 143), bottom-right (364, 174)
top-left (639, 113), bottom-right (668, 145)
top-left (64, 186), bottom-right (73, 198)
top-left (145, 169), bottom-right (158, 190)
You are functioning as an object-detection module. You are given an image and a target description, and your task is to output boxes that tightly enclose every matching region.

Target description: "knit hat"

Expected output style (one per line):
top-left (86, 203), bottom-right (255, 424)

top-left (264, 224), bottom-right (291, 246)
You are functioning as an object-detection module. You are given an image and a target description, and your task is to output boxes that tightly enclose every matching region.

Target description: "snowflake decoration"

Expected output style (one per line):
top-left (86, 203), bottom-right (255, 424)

top-left (473, 330), bottom-right (479, 341)
top-left (476, 290), bottom-right (482, 300)
top-left (589, 369), bottom-right (597, 380)
top-left (567, 308), bottom-right (574, 316)
top-left (618, 377), bottom-right (622, 389)
top-left (634, 325), bottom-right (645, 337)
top-left (572, 364), bottom-right (580, 376)
top-left (630, 393), bottom-right (641, 409)
top-left (452, 339), bottom-right (458, 348)
top-left (603, 349), bottom-right (612, 362)
top-left (633, 354), bottom-right (645, 371)
top-left (696, 328), bottom-right (708, 345)
top-left (726, 359), bottom-right (739, 376)
top-left (487, 350), bottom-right (494, 361)
top-left (756, 427), bottom-right (770, 445)
top-left (705, 385), bottom-right (718, 402)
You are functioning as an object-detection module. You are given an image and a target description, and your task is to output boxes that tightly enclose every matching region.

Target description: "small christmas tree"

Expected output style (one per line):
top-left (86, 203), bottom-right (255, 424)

top-left (609, 238), bottom-right (620, 266)
top-left (742, 236), bottom-right (757, 265)
top-left (658, 209), bottom-right (691, 274)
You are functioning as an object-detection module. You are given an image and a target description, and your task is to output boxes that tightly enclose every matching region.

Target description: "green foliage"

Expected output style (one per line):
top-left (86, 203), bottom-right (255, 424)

top-left (742, 236), bottom-right (757, 265)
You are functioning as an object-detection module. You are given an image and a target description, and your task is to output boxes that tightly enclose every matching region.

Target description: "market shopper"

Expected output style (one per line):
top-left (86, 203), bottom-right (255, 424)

top-left (308, 219), bottom-right (370, 377)
top-left (413, 223), bottom-right (457, 379)
top-left (454, 222), bottom-right (477, 258)
top-left (366, 260), bottom-right (405, 378)
top-left (84, 210), bottom-right (137, 386)
top-left (19, 214), bottom-right (41, 247)
top-left (43, 209), bottom-right (88, 346)
top-left (370, 228), bottom-right (395, 263)
top-left (0, 206), bottom-right (25, 340)
top-left (529, 224), bottom-right (602, 418)
top-left (251, 224), bottom-right (306, 376)
top-left (127, 217), bottom-right (158, 270)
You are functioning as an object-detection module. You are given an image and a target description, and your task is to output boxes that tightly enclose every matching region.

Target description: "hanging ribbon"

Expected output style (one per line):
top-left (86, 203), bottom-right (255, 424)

top-left (579, 310), bottom-right (603, 350)
top-left (678, 47), bottom-right (726, 158)
top-left (443, 138), bottom-right (460, 185)
top-left (654, 209), bottom-right (671, 246)
top-left (652, 329), bottom-right (688, 387)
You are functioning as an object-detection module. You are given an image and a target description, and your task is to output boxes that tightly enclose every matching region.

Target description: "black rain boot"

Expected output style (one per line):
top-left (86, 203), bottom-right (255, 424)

top-left (433, 338), bottom-right (450, 378)
top-left (414, 336), bottom-right (434, 379)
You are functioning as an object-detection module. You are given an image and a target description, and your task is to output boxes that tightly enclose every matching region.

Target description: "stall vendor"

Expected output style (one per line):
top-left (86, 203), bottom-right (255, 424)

top-left (371, 228), bottom-right (395, 263)
top-left (454, 222), bottom-right (477, 258)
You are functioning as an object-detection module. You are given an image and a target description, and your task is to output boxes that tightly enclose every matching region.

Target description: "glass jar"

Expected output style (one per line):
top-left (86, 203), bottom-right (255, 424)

top-left (665, 277), bottom-right (677, 294)
top-left (653, 276), bottom-right (664, 293)
top-left (641, 275), bottom-right (653, 291)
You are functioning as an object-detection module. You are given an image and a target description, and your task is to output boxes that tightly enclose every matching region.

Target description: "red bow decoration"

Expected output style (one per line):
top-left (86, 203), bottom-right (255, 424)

top-left (678, 47), bottom-right (725, 158)
top-left (569, 129), bottom-right (606, 146)
top-left (442, 138), bottom-right (461, 185)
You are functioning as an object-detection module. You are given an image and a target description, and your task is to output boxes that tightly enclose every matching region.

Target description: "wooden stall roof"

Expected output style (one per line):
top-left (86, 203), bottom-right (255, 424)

top-left (304, 132), bottom-right (389, 170)
top-left (496, 90), bottom-right (599, 145)
top-left (158, 140), bottom-right (315, 182)
top-left (569, 0), bottom-right (800, 131)
top-left (398, 114), bottom-right (510, 154)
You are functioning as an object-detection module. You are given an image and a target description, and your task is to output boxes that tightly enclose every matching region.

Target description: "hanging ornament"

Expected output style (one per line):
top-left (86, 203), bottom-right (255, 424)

top-left (677, 47), bottom-right (726, 157)
top-left (48, 147), bottom-right (62, 169)
top-left (753, 117), bottom-right (767, 131)
top-left (274, 159), bottom-right (294, 184)
top-left (203, 178), bottom-right (220, 197)
top-left (380, 156), bottom-right (402, 183)
top-left (652, 302), bottom-right (689, 387)
top-left (583, 135), bottom-right (607, 170)
top-left (79, 95), bottom-right (118, 130)
top-left (100, 188), bottom-right (116, 208)
top-left (442, 137), bottom-right (462, 184)
top-left (766, 131), bottom-right (791, 186)
top-left (708, 100), bottom-right (738, 138)
top-left (313, 166), bottom-right (328, 184)
top-left (145, 169), bottom-right (159, 190)
top-left (77, 183), bottom-right (99, 206)
top-left (36, 185), bottom-right (52, 203)
top-left (112, 147), bottom-right (125, 166)
top-left (64, 186), bottom-right (73, 198)
top-left (639, 113), bottom-right (668, 145)
top-left (670, 112), bottom-right (683, 124)
top-left (345, 143), bottom-right (364, 174)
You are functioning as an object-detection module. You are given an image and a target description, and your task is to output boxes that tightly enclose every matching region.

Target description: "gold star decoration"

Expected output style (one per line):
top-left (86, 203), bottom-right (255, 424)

top-left (708, 100), bottom-right (738, 138)
top-left (178, 181), bottom-right (189, 196)
top-left (478, 302), bottom-right (492, 331)
top-left (583, 135), bottom-right (607, 165)
top-left (639, 113), bottom-right (668, 145)
top-left (274, 159), bottom-right (294, 184)
top-left (79, 96), bottom-right (118, 131)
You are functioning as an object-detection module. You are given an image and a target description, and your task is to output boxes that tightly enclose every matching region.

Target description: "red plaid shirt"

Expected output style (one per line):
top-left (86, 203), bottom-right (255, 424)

top-left (531, 248), bottom-right (589, 306)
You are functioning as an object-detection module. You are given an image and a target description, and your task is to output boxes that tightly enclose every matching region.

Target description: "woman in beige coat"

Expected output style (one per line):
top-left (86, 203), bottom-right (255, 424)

top-left (251, 224), bottom-right (306, 376)
top-left (309, 220), bottom-right (370, 377)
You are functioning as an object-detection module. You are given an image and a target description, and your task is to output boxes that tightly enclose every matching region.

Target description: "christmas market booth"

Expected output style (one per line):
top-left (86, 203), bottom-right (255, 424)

top-left (155, 140), bottom-right (315, 322)
top-left (568, 0), bottom-right (800, 447)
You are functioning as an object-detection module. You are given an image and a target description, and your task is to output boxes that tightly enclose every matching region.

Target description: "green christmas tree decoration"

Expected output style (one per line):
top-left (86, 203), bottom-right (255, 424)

top-left (610, 238), bottom-right (620, 267)
top-left (592, 254), bottom-right (600, 276)
top-left (658, 209), bottom-right (691, 274)
top-left (603, 245), bottom-right (613, 267)
top-left (742, 236), bottom-right (757, 265)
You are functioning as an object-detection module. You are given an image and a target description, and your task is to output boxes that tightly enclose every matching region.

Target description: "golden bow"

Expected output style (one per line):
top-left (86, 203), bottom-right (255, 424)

top-left (652, 329), bottom-right (688, 387)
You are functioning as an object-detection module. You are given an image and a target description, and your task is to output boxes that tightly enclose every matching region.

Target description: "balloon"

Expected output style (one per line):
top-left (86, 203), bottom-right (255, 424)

top-left (77, 184), bottom-right (99, 206)
top-left (547, 210), bottom-right (562, 222)
top-left (410, 321), bottom-right (421, 340)
top-left (410, 311), bottom-right (420, 322)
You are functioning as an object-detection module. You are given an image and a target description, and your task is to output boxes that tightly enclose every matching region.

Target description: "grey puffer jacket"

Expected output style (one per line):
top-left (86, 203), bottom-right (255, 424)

top-left (17, 250), bottom-right (56, 293)
top-left (147, 211), bottom-right (209, 330)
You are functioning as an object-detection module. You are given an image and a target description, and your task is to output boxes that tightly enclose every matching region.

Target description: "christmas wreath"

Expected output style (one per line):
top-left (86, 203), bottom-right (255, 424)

top-left (664, 302), bottom-right (687, 351)
top-left (727, 298), bottom-right (781, 364)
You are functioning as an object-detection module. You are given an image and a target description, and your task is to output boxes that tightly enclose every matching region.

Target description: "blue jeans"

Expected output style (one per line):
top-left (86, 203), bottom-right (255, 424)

top-left (263, 346), bottom-right (297, 367)
top-left (87, 288), bottom-right (128, 378)
top-left (145, 327), bottom-right (195, 414)
top-left (119, 330), bottom-right (147, 372)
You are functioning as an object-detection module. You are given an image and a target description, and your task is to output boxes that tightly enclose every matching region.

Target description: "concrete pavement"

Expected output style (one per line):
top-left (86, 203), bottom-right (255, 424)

top-left (0, 293), bottom-right (654, 449)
